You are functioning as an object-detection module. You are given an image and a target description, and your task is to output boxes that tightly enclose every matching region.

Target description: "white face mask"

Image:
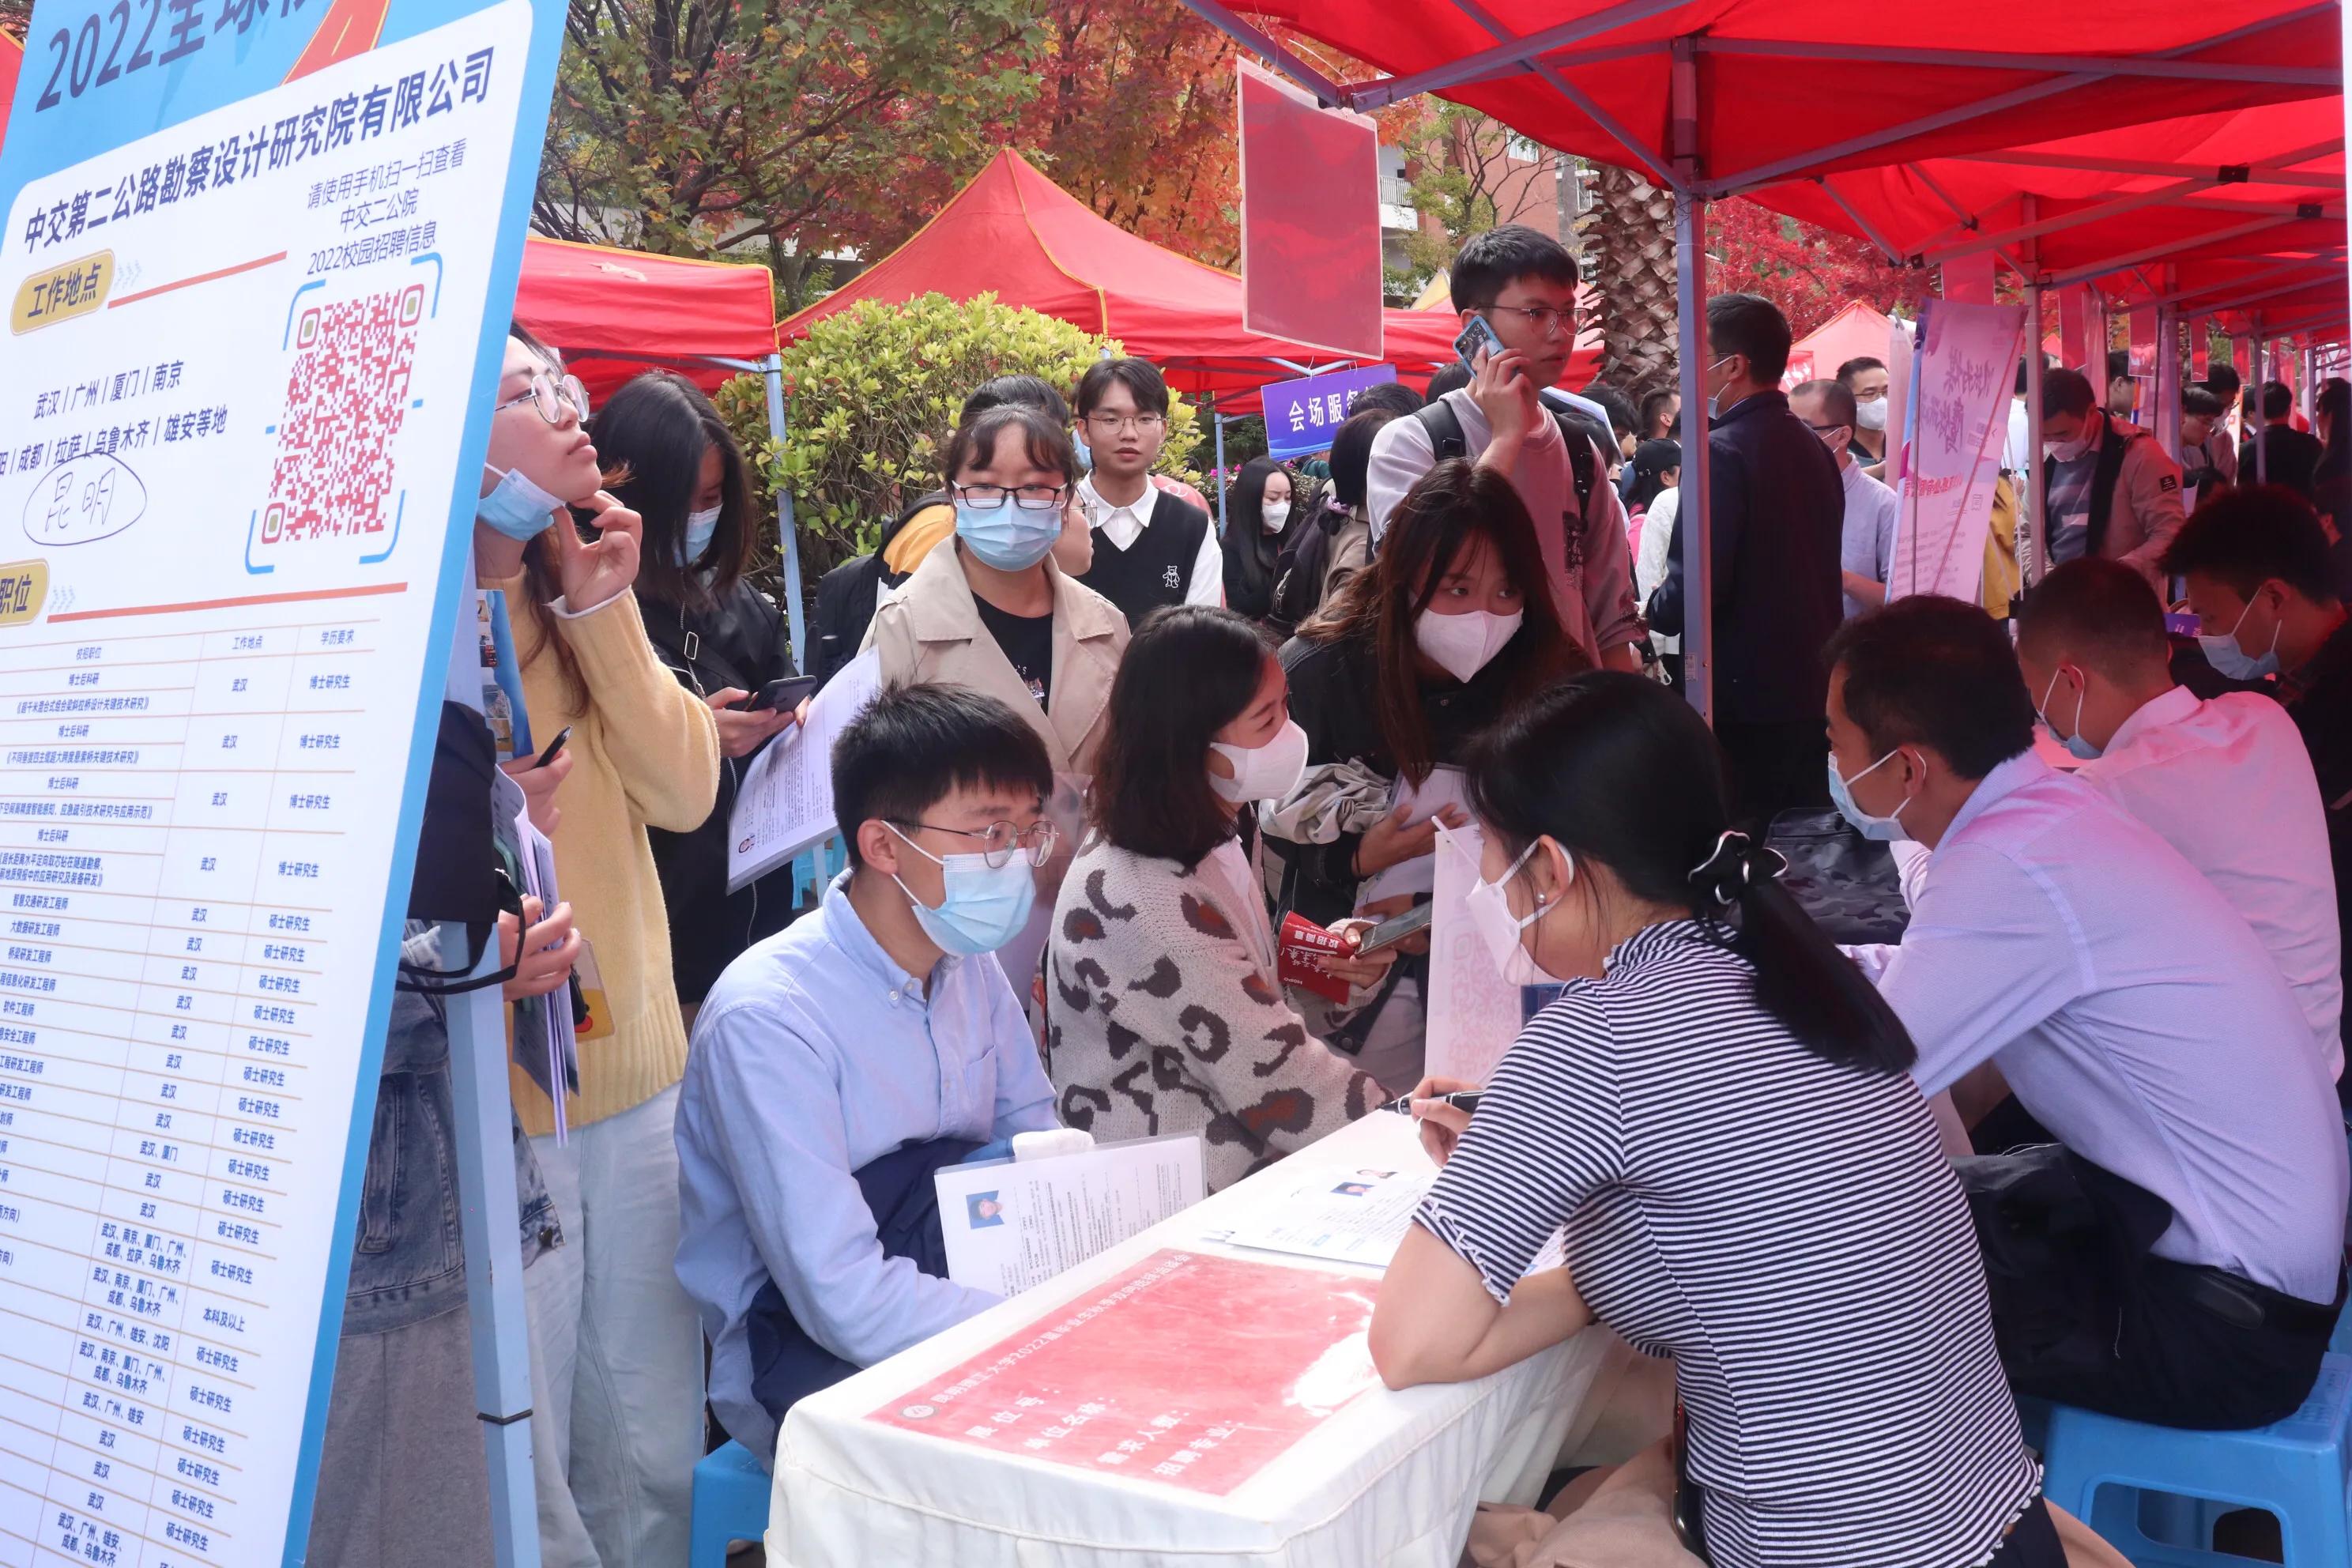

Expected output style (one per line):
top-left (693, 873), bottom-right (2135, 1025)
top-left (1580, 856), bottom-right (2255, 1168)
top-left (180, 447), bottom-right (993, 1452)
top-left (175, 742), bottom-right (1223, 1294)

top-left (1261, 498), bottom-right (1290, 533)
top-left (1208, 718), bottom-right (1308, 805)
top-left (1465, 839), bottom-right (1569, 987)
top-left (1854, 395), bottom-right (1888, 432)
top-left (1415, 608), bottom-right (1522, 683)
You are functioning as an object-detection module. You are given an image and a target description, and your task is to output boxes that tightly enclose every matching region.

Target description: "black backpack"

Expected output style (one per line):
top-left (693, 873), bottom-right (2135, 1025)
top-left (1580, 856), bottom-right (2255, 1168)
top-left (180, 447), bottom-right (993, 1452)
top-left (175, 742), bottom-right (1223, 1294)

top-left (808, 488), bottom-right (948, 686)
top-left (1414, 399), bottom-right (1598, 514)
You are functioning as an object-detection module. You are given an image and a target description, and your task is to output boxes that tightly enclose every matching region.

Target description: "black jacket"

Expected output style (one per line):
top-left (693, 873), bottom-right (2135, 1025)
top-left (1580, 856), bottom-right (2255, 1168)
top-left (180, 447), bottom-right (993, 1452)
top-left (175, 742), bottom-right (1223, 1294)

top-left (639, 581), bottom-right (802, 1003)
top-left (2242, 425), bottom-right (2325, 499)
top-left (1225, 511), bottom-right (1306, 623)
top-left (1646, 390), bottom-right (1845, 725)
top-left (808, 490), bottom-right (948, 687)
top-left (1266, 628), bottom-right (1525, 925)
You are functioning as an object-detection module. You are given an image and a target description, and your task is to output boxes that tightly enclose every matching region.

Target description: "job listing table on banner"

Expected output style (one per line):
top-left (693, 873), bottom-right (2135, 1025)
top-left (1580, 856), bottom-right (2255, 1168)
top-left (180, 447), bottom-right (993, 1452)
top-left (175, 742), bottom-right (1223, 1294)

top-left (0, 0), bottom-right (563, 1560)
top-left (772, 1113), bottom-right (1649, 1568)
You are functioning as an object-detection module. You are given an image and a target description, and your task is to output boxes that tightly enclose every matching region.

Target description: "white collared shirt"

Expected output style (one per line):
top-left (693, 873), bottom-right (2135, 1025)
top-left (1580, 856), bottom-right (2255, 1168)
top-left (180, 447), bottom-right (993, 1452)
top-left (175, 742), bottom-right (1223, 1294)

top-left (1077, 475), bottom-right (1222, 607)
top-left (1849, 752), bottom-right (2347, 1302)
top-left (2076, 685), bottom-right (2343, 1080)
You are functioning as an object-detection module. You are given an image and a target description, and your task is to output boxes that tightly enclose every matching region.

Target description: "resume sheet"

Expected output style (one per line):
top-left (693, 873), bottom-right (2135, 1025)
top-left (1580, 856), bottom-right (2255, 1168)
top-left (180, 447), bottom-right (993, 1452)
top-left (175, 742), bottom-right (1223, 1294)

top-left (1222, 1159), bottom-right (1434, 1270)
top-left (936, 1136), bottom-right (1204, 1298)
top-left (727, 647), bottom-right (880, 891)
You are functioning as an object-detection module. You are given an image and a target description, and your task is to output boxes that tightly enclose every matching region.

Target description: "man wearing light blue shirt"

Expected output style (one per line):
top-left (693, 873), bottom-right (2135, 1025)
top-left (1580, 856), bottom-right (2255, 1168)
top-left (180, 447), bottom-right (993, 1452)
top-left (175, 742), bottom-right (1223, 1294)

top-left (1826, 596), bottom-right (2346, 1431)
top-left (1792, 378), bottom-right (1899, 619)
top-left (675, 684), bottom-right (1061, 1461)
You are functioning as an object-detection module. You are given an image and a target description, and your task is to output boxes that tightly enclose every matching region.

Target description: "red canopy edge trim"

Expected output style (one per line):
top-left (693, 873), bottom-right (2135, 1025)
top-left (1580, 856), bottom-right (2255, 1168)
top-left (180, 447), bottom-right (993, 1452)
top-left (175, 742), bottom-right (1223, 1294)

top-left (531, 231), bottom-right (782, 279)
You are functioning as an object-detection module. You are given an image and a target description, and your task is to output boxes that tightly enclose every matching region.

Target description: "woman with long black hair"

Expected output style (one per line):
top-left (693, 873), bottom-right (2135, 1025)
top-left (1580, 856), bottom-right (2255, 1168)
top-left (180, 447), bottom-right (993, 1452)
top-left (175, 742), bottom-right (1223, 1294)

top-left (1220, 456), bottom-right (1300, 622)
top-left (1370, 673), bottom-right (2054, 1568)
top-left (1263, 458), bottom-right (1583, 1091)
top-left (590, 371), bottom-right (801, 1017)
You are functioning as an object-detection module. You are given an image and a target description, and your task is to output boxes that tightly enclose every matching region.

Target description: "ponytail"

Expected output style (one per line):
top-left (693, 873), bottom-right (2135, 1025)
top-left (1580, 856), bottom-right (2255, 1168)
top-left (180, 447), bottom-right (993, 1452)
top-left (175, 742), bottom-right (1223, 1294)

top-left (1684, 830), bottom-right (1917, 1074)
top-left (1467, 673), bottom-right (1919, 1078)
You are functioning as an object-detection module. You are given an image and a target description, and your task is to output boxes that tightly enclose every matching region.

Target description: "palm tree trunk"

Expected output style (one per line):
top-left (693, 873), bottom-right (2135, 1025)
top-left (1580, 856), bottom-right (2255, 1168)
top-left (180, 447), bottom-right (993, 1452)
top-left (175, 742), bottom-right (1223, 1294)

top-left (1580, 164), bottom-right (1680, 394)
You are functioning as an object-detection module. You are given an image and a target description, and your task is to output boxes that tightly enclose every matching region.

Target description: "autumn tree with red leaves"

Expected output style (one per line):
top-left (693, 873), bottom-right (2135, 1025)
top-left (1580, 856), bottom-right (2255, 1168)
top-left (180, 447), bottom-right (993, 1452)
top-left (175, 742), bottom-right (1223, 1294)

top-left (1707, 198), bottom-right (1934, 340)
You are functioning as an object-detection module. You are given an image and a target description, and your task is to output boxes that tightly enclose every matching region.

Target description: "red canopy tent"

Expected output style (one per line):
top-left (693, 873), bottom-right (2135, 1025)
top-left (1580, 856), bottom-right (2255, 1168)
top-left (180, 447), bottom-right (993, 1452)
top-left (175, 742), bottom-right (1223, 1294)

top-left (0, 36), bottom-right (20, 143)
top-left (777, 149), bottom-right (1551, 407)
top-left (1178, 0), bottom-right (2340, 721)
top-left (512, 235), bottom-right (780, 401)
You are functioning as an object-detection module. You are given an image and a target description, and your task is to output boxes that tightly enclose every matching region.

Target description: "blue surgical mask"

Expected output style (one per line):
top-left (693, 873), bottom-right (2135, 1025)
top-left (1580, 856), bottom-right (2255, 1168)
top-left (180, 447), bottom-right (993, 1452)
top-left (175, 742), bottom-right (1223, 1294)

top-left (477, 464), bottom-right (564, 542)
top-left (680, 505), bottom-right (722, 566)
top-left (2037, 667), bottom-right (2103, 762)
top-left (886, 824), bottom-right (1037, 956)
top-left (2198, 597), bottom-right (2282, 680)
top-left (1073, 432), bottom-right (1092, 470)
top-left (954, 496), bottom-right (1061, 573)
top-left (1827, 749), bottom-right (1911, 842)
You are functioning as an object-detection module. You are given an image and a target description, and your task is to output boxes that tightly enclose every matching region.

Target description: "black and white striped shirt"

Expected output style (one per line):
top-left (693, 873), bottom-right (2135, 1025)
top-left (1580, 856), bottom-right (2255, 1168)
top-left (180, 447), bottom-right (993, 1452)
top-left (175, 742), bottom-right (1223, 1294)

top-left (1417, 920), bottom-right (2037, 1568)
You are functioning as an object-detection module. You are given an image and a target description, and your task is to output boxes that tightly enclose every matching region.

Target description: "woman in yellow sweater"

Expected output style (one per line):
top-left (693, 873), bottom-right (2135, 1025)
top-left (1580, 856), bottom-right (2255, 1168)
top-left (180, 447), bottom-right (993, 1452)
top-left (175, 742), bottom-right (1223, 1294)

top-left (475, 326), bottom-right (719, 1566)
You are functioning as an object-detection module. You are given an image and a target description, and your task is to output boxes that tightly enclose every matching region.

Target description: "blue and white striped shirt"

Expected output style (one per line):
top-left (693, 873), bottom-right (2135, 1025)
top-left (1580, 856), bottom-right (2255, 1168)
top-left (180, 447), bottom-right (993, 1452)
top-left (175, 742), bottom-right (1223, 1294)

top-left (1417, 919), bottom-right (2036, 1568)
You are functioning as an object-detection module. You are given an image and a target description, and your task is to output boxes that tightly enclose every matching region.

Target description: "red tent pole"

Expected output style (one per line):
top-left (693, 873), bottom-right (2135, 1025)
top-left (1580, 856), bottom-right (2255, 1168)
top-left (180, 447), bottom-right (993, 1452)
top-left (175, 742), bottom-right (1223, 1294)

top-left (1670, 35), bottom-right (1713, 727)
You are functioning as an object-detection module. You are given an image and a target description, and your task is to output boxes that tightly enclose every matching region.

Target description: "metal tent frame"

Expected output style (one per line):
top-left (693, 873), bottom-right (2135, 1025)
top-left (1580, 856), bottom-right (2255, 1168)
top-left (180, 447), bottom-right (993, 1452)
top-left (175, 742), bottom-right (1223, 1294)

top-left (1177, 0), bottom-right (2343, 720)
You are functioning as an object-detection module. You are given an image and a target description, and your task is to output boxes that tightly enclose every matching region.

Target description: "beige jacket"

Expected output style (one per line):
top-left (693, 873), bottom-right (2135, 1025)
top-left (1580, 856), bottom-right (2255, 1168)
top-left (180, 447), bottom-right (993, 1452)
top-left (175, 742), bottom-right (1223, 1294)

top-left (863, 542), bottom-right (1129, 775)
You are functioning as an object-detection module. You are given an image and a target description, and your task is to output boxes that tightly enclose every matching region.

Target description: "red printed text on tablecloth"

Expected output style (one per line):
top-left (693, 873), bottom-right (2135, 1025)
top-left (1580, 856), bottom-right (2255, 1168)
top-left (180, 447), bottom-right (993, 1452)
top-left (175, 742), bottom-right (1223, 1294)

top-left (868, 1249), bottom-right (1381, 1495)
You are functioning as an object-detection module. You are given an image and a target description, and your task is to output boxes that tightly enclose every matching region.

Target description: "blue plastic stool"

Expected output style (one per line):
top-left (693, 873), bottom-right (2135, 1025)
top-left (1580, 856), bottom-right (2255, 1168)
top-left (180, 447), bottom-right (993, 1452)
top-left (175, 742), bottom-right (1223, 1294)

top-left (2034, 1353), bottom-right (2352, 1565)
top-left (688, 1440), bottom-right (771, 1566)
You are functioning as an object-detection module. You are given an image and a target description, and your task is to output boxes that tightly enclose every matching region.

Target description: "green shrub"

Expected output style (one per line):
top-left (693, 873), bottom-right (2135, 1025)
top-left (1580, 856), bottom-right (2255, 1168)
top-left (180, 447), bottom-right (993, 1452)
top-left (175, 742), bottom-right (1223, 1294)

top-left (718, 293), bottom-right (1204, 591)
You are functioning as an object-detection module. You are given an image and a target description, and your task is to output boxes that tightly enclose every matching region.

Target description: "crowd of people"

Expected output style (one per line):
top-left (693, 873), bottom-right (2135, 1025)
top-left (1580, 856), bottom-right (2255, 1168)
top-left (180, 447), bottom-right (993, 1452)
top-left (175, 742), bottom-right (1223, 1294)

top-left (325, 218), bottom-right (2352, 1568)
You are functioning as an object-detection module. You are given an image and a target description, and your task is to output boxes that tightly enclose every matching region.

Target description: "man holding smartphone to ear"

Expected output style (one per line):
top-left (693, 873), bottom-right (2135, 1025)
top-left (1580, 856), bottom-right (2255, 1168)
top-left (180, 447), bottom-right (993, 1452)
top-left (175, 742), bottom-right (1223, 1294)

top-left (1366, 225), bottom-right (1641, 673)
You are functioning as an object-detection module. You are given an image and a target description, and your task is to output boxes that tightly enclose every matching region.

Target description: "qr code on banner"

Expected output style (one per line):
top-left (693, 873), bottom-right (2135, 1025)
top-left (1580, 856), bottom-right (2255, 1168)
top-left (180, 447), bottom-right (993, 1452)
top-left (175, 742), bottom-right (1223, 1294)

top-left (261, 285), bottom-right (424, 545)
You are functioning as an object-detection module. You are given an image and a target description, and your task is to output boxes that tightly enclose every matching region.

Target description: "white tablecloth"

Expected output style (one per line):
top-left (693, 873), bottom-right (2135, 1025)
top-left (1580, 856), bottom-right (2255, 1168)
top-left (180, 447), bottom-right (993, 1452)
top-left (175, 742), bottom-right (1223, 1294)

top-left (768, 1113), bottom-right (1638, 1568)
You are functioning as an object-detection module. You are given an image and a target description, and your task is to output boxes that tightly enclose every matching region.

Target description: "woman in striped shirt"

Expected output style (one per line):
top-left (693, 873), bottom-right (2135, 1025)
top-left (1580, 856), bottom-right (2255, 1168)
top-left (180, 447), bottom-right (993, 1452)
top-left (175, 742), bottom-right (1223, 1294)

top-left (1368, 673), bottom-right (2053, 1568)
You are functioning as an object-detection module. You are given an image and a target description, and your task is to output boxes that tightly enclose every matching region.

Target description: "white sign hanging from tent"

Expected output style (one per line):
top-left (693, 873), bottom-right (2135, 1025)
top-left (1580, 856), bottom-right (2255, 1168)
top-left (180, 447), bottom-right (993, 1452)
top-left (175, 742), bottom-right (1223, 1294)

top-left (1890, 298), bottom-right (2026, 605)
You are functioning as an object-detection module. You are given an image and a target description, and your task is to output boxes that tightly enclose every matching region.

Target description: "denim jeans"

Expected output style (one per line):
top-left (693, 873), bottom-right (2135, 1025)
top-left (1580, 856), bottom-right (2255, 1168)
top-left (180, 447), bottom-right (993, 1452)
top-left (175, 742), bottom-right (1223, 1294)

top-left (343, 924), bottom-right (560, 1336)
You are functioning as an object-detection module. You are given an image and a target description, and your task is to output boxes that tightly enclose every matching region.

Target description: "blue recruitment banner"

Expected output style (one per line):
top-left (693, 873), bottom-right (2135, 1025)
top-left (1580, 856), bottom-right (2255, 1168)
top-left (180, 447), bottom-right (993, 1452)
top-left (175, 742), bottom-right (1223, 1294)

top-left (1262, 363), bottom-right (1397, 459)
top-left (0, 0), bottom-right (562, 1560)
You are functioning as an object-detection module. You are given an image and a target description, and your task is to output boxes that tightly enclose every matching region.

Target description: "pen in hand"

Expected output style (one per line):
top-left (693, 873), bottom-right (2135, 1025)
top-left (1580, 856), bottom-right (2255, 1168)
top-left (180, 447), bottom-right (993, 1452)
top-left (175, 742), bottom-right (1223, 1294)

top-left (1380, 1090), bottom-right (1483, 1117)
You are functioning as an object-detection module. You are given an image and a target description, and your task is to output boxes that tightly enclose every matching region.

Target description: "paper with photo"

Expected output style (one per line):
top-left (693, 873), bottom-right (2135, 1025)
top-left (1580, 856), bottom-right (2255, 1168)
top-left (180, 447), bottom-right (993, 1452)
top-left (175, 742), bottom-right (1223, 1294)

top-left (936, 1136), bottom-right (1205, 1298)
top-left (1425, 819), bottom-right (1525, 1084)
top-left (1222, 1161), bottom-right (1435, 1269)
top-left (728, 648), bottom-right (881, 891)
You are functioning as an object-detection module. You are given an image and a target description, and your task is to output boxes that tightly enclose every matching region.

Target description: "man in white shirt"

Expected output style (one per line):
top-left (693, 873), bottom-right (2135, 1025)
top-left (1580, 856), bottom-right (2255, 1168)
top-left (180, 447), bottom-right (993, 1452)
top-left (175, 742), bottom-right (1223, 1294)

top-left (1826, 594), bottom-right (2346, 1430)
top-left (2015, 558), bottom-right (2343, 1081)
top-left (1072, 357), bottom-right (1221, 626)
top-left (1792, 378), bottom-right (1899, 618)
top-left (1364, 225), bottom-right (1640, 671)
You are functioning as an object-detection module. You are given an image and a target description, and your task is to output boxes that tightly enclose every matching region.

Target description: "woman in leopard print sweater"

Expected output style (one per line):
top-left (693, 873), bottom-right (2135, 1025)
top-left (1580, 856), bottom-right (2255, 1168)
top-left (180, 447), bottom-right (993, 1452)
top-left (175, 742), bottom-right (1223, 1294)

top-left (1045, 607), bottom-right (1391, 1191)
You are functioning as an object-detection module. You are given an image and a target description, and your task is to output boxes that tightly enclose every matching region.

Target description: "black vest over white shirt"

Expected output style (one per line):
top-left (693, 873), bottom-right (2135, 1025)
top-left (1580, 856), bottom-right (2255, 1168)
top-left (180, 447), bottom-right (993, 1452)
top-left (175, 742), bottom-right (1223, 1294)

top-left (1075, 481), bottom-right (1211, 628)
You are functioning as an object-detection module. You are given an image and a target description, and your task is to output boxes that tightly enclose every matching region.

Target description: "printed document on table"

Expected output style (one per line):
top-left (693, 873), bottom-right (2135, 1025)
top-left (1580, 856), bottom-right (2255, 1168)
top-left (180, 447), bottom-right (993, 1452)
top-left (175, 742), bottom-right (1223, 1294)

top-left (936, 1136), bottom-right (1205, 1297)
top-left (1222, 1163), bottom-right (1435, 1269)
top-left (728, 648), bottom-right (881, 891)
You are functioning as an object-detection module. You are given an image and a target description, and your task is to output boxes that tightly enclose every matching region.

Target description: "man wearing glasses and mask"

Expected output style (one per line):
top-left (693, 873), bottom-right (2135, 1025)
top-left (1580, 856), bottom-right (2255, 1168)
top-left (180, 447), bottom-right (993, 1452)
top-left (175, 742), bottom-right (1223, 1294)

top-left (674, 684), bottom-right (1065, 1463)
top-left (1366, 225), bottom-right (1641, 672)
top-left (1071, 357), bottom-right (1223, 625)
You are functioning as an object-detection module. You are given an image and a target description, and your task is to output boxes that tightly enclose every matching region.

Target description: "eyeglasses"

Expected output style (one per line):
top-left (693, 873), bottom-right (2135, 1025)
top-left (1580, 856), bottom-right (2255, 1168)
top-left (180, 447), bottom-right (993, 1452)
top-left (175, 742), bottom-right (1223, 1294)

top-left (889, 817), bottom-right (1060, 869)
top-left (496, 370), bottom-right (591, 427)
top-left (1472, 303), bottom-right (1573, 337)
top-left (1083, 413), bottom-right (1167, 435)
top-left (952, 481), bottom-right (1069, 514)
top-left (1805, 421), bottom-right (1851, 436)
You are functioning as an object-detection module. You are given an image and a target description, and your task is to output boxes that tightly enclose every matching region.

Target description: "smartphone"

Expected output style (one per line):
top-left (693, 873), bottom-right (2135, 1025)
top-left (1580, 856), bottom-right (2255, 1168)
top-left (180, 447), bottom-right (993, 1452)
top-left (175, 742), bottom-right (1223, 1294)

top-left (1453, 313), bottom-right (1513, 377)
top-left (737, 674), bottom-right (820, 713)
top-left (1352, 900), bottom-right (1435, 956)
top-left (531, 726), bottom-right (573, 769)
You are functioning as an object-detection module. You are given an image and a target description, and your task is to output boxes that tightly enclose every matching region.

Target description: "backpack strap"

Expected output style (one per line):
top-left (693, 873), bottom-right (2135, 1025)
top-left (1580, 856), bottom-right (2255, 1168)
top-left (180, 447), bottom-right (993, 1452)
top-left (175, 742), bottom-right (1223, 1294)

top-left (1415, 399), bottom-right (1471, 463)
top-left (1564, 425), bottom-right (1596, 515)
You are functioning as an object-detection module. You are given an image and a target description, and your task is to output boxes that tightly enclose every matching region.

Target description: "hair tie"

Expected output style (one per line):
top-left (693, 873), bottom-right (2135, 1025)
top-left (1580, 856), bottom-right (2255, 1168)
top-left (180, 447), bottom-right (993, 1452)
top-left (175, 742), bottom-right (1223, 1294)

top-left (1686, 830), bottom-right (1787, 908)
